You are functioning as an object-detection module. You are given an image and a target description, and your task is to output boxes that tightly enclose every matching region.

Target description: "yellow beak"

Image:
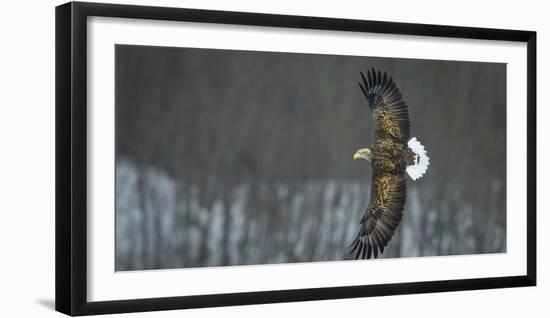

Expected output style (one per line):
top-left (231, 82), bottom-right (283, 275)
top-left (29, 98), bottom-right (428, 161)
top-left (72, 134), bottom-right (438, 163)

top-left (353, 152), bottom-right (361, 160)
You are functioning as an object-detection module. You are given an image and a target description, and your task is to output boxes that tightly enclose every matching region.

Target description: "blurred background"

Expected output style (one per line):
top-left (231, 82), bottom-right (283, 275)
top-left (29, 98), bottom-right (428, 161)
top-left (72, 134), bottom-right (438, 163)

top-left (114, 45), bottom-right (506, 271)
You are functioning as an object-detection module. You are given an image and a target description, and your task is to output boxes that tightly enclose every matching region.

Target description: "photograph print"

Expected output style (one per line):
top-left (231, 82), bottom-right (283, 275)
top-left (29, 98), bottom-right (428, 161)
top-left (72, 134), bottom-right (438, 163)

top-left (115, 45), bottom-right (506, 271)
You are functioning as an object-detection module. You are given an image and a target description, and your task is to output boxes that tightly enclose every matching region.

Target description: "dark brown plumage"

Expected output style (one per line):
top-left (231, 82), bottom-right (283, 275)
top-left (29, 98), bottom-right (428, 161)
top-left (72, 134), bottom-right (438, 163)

top-left (349, 68), bottom-right (414, 259)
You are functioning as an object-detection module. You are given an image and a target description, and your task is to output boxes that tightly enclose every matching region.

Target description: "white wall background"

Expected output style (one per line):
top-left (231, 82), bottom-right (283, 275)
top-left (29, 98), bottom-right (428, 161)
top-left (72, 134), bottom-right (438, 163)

top-left (0, 0), bottom-right (546, 316)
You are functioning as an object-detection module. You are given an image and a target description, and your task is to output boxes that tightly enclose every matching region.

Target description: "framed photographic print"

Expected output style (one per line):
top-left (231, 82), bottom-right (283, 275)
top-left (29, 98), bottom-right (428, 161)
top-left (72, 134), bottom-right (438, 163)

top-left (55, 1), bottom-right (536, 316)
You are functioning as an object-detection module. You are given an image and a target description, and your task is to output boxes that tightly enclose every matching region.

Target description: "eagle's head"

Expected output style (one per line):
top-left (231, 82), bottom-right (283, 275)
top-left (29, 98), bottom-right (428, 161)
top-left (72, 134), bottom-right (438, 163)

top-left (353, 148), bottom-right (372, 161)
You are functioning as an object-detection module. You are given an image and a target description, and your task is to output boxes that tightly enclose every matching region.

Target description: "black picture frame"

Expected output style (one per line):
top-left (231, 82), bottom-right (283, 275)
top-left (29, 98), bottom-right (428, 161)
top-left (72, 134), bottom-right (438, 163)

top-left (55, 1), bottom-right (537, 316)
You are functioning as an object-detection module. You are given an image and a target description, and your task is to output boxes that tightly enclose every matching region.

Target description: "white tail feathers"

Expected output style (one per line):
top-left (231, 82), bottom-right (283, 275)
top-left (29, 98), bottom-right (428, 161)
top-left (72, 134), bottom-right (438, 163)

top-left (406, 137), bottom-right (430, 181)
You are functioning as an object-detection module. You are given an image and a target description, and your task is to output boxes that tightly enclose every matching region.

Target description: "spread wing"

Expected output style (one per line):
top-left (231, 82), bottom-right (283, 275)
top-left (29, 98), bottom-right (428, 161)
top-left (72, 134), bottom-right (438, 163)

top-left (358, 68), bottom-right (410, 141)
top-left (349, 171), bottom-right (406, 259)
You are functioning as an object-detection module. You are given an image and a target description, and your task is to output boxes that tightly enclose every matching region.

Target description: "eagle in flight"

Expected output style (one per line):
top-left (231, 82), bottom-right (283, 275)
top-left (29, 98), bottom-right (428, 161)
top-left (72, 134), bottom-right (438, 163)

top-left (349, 68), bottom-right (430, 259)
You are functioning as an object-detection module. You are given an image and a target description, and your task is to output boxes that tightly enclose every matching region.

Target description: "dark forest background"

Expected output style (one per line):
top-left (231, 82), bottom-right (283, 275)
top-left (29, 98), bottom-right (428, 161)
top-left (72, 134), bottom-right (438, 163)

top-left (115, 45), bottom-right (506, 271)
